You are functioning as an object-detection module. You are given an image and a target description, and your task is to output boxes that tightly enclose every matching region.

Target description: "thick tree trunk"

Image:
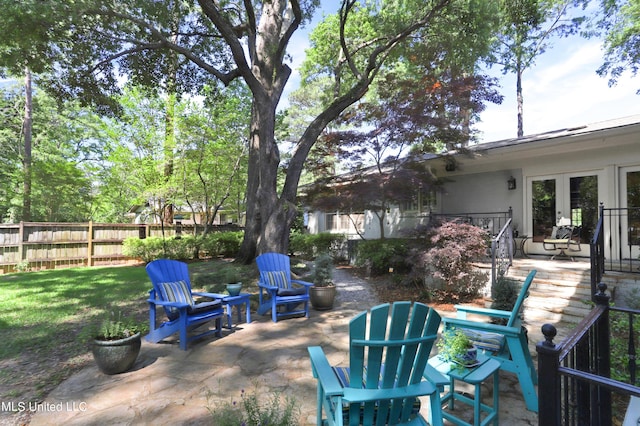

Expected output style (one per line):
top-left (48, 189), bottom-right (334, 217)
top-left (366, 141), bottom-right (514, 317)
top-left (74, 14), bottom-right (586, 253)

top-left (234, 0), bottom-right (452, 263)
top-left (516, 66), bottom-right (524, 138)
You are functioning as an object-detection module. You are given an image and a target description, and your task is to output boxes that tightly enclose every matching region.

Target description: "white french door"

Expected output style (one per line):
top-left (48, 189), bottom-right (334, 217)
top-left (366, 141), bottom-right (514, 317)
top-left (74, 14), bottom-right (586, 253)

top-left (527, 172), bottom-right (601, 256)
top-left (620, 166), bottom-right (640, 259)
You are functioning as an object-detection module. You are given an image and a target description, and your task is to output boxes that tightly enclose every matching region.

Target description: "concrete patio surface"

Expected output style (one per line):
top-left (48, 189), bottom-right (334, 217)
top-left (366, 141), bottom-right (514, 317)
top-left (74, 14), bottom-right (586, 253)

top-left (27, 267), bottom-right (539, 425)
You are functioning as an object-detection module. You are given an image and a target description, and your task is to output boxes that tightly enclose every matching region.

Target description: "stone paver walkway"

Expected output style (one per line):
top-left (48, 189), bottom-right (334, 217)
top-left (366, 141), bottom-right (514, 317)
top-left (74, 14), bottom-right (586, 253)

top-left (26, 266), bottom-right (537, 425)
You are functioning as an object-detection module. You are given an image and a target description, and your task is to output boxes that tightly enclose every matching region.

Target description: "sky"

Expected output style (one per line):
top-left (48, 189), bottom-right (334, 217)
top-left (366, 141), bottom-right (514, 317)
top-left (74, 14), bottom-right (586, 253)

top-left (282, 3), bottom-right (640, 144)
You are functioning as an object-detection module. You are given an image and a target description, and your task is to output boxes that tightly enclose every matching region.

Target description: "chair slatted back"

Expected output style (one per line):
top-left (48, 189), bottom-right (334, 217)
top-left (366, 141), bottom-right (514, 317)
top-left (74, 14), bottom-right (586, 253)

top-left (506, 269), bottom-right (537, 328)
top-left (146, 259), bottom-right (193, 318)
top-left (347, 302), bottom-right (440, 425)
top-left (256, 253), bottom-right (293, 288)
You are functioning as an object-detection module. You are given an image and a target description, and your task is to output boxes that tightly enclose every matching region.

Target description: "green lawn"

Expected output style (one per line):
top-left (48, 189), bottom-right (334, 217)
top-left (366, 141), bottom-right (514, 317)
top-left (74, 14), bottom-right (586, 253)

top-left (0, 259), bottom-right (259, 402)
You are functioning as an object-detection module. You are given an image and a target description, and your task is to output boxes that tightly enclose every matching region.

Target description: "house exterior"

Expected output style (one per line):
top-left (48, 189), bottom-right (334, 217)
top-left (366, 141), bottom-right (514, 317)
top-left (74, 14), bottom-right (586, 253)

top-left (307, 115), bottom-right (640, 262)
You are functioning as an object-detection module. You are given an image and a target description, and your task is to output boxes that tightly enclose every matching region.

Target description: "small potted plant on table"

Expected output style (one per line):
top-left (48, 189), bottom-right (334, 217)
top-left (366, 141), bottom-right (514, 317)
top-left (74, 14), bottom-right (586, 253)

top-left (88, 311), bottom-right (147, 375)
top-left (224, 269), bottom-right (243, 296)
top-left (436, 328), bottom-right (478, 367)
top-left (309, 252), bottom-right (337, 310)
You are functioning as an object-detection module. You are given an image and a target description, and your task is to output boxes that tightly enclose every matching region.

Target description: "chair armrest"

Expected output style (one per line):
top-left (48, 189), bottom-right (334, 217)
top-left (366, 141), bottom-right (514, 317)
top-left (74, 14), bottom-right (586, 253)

top-left (455, 305), bottom-right (511, 320)
top-left (342, 381), bottom-right (437, 403)
top-left (423, 364), bottom-right (449, 389)
top-left (291, 279), bottom-right (313, 287)
top-left (192, 291), bottom-right (224, 300)
top-left (146, 298), bottom-right (190, 309)
top-left (308, 346), bottom-right (344, 397)
top-left (442, 317), bottom-right (522, 337)
top-left (258, 282), bottom-right (278, 291)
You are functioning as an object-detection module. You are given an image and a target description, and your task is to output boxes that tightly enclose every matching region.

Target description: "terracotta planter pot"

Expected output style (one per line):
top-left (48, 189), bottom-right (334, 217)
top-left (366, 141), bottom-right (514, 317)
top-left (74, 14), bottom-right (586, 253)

top-left (92, 332), bottom-right (141, 375)
top-left (309, 285), bottom-right (337, 310)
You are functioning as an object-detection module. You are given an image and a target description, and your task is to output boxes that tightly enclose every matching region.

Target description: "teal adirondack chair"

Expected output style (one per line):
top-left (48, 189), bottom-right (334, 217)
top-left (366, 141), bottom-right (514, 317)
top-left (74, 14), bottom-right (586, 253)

top-left (308, 302), bottom-right (444, 426)
top-left (145, 259), bottom-right (225, 351)
top-left (441, 269), bottom-right (538, 412)
top-left (256, 253), bottom-right (313, 322)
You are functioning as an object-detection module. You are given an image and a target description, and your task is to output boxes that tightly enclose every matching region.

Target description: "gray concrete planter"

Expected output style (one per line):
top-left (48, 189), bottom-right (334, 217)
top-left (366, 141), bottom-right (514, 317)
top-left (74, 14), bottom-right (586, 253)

top-left (309, 285), bottom-right (337, 310)
top-left (92, 332), bottom-right (141, 375)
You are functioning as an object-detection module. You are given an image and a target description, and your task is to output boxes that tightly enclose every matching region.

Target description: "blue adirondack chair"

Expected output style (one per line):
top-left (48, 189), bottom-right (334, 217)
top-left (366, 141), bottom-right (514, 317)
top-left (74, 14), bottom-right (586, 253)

top-left (145, 259), bottom-right (225, 351)
top-left (440, 269), bottom-right (538, 412)
top-left (256, 253), bottom-right (313, 322)
top-left (308, 302), bottom-right (445, 426)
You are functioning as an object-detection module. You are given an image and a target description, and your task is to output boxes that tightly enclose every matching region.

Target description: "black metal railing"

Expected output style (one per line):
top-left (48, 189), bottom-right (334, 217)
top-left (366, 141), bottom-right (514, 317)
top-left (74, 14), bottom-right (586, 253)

top-left (490, 218), bottom-right (514, 287)
top-left (590, 210), bottom-right (605, 297)
top-left (537, 284), bottom-right (640, 426)
top-left (429, 207), bottom-right (513, 236)
top-left (592, 204), bottom-right (640, 278)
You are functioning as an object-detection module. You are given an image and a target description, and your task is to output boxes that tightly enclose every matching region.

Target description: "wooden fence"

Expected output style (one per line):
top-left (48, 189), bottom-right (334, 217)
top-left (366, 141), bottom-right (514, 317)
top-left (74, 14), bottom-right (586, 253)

top-left (0, 221), bottom-right (193, 273)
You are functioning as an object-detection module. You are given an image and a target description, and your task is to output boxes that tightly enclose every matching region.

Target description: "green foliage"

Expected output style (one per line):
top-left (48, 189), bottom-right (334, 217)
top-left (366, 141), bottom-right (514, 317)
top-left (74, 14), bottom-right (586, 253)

top-left (597, 0), bottom-right (640, 90)
top-left (92, 311), bottom-right (148, 341)
top-left (208, 383), bottom-right (300, 426)
top-left (355, 239), bottom-right (411, 276)
top-left (289, 232), bottom-right (346, 260)
top-left (490, 275), bottom-right (520, 324)
top-left (436, 328), bottom-right (474, 364)
top-left (610, 291), bottom-right (640, 386)
top-left (200, 231), bottom-right (244, 258)
top-left (0, 86), bottom-right (102, 222)
top-left (122, 235), bottom-right (199, 262)
top-left (312, 252), bottom-right (334, 287)
top-left (223, 268), bottom-right (242, 284)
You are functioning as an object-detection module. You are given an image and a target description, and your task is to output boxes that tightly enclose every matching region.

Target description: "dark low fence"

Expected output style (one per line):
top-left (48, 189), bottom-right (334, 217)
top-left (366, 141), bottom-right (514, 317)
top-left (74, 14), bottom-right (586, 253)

top-left (0, 221), bottom-right (232, 273)
top-left (537, 284), bottom-right (640, 426)
top-left (593, 205), bottom-right (640, 276)
top-left (430, 207), bottom-right (513, 236)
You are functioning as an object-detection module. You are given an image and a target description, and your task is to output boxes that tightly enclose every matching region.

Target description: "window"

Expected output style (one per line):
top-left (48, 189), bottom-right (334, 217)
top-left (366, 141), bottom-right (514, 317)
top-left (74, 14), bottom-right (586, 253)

top-left (325, 212), bottom-right (364, 233)
top-left (400, 189), bottom-right (436, 213)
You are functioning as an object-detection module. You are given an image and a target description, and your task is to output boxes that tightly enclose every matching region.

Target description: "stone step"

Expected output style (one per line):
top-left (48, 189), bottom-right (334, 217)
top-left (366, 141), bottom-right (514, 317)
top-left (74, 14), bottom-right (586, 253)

top-left (491, 265), bottom-right (594, 326)
top-left (525, 304), bottom-right (590, 324)
top-left (507, 267), bottom-right (590, 285)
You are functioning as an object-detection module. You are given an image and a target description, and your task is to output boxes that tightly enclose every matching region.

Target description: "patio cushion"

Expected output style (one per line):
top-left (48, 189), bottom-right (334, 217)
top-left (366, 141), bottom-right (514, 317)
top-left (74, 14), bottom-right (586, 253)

top-left (159, 280), bottom-right (195, 320)
top-left (277, 287), bottom-right (307, 296)
top-left (461, 328), bottom-right (505, 352)
top-left (187, 300), bottom-right (222, 315)
top-left (260, 271), bottom-right (289, 289)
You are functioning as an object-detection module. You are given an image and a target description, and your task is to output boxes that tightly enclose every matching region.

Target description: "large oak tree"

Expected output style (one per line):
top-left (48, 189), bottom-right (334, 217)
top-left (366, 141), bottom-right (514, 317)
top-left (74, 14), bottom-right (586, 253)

top-left (1, 0), bottom-right (499, 262)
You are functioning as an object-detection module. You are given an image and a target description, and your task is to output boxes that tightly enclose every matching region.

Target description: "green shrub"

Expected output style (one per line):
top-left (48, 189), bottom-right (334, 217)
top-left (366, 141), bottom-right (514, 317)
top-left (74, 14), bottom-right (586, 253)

top-left (123, 236), bottom-right (165, 262)
top-left (355, 239), bottom-right (411, 276)
top-left (208, 383), bottom-right (299, 426)
top-left (122, 235), bottom-right (199, 262)
top-left (490, 275), bottom-right (519, 324)
top-left (289, 232), bottom-right (345, 260)
top-left (200, 231), bottom-right (244, 258)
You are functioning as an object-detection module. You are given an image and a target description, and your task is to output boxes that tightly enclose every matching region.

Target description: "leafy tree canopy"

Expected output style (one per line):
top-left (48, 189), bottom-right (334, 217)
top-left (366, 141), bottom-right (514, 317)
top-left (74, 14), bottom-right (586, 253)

top-left (594, 0), bottom-right (640, 92)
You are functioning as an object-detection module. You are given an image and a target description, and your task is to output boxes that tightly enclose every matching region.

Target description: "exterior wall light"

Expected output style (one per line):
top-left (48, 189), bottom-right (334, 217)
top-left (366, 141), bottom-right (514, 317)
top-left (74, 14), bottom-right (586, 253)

top-left (508, 176), bottom-right (516, 190)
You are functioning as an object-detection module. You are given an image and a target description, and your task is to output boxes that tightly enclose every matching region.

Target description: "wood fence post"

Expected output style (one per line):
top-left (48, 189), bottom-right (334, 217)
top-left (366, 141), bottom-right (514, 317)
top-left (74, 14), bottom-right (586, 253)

top-left (87, 221), bottom-right (93, 267)
top-left (18, 221), bottom-right (25, 267)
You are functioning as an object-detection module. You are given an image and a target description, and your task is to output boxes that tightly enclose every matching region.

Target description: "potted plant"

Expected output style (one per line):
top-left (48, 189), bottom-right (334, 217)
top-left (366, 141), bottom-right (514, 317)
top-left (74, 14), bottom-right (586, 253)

top-left (309, 252), bottom-right (337, 310)
top-left (224, 269), bottom-right (243, 296)
top-left (88, 311), bottom-right (147, 375)
top-left (436, 328), bottom-right (478, 366)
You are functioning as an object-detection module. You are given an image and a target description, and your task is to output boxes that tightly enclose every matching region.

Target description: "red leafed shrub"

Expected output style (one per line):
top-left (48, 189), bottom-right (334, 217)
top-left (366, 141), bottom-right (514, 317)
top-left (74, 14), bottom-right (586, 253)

top-left (411, 220), bottom-right (489, 303)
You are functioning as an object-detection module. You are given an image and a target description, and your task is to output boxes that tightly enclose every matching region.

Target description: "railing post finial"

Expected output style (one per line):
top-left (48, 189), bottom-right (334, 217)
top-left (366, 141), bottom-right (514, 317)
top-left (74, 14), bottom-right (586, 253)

top-left (541, 323), bottom-right (557, 347)
top-left (594, 282), bottom-right (610, 306)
